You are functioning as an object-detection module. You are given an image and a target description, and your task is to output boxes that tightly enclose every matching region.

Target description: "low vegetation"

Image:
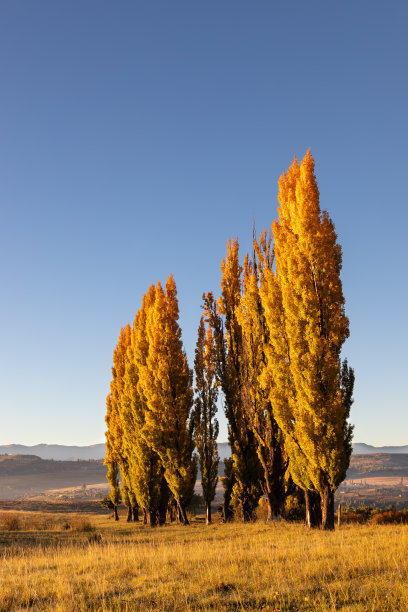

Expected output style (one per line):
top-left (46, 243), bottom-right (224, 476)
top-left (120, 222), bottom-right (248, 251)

top-left (1, 511), bottom-right (408, 610)
top-left (340, 507), bottom-right (408, 525)
top-left (0, 511), bottom-right (95, 533)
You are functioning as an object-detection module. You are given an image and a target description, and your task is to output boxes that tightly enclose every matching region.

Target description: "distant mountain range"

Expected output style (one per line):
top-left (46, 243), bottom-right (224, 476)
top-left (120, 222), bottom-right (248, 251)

top-left (352, 443), bottom-right (408, 454)
top-left (0, 443), bottom-right (106, 461)
top-left (1, 442), bottom-right (408, 461)
top-left (0, 442), bottom-right (232, 461)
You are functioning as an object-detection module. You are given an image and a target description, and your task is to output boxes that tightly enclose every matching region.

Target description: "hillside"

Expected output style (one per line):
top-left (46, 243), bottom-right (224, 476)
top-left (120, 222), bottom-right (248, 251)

top-left (0, 455), bottom-right (107, 500)
top-left (3, 451), bottom-right (408, 502)
top-left (0, 454), bottom-right (103, 476)
top-left (347, 453), bottom-right (408, 478)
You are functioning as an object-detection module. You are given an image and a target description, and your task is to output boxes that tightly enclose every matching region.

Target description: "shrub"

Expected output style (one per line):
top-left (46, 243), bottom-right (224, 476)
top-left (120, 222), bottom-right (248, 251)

top-left (341, 512), bottom-right (366, 524)
top-left (1, 513), bottom-right (21, 531)
top-left (72, 517), bottom-right (94, 532)
top-left (371, 510), bottom-right (408, 525)
top-left (29, 516), bottom-right (56, 531)
top-left (100, 496), bottom-right (114, 510)
top-left (355, 506), bottom-right (375, 521)
top-left (284, 494), bottom-right (306, 522)
top-left (340, 506), bottom-right (375, 524)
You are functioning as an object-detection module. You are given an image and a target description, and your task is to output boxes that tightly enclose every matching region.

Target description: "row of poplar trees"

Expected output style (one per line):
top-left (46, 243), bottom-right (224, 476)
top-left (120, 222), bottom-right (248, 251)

top-left (105, 150), bottom-right (354, 530)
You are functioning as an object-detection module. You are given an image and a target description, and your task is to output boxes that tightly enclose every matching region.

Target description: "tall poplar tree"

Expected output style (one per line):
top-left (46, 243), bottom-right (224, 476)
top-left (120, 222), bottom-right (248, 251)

top-left (236, 252), bottom-right (287, 520)
top-left (139, 276), bottom-right (196, 525)
top-left (104, 394), bottom-right (121, 521)
top-left (258, 227), bottom-right (321, 525)
top-left (104, 325), bottom-right (133, 521)
top-left (266, 150), bottom-right (353, 529)
top-left (193, 316), bottom-right (219, 524)
top-left (123, 286), bottom-right (169, 526)
top-left (205, 239), bottom-right (262, 522)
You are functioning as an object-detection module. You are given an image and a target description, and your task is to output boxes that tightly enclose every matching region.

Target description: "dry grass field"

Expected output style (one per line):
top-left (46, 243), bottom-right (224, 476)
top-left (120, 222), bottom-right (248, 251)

top-left (1, 511), bottom-right (408, 611)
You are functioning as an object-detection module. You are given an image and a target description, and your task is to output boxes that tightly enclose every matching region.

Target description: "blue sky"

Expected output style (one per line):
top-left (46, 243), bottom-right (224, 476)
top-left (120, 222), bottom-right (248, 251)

top-left (0, 1), bottom-right (407, 446)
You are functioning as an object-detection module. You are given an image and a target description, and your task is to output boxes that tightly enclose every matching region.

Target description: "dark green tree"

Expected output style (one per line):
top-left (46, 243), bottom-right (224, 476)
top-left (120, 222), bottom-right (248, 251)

top-left (193, 316), bottom-right (219, 524)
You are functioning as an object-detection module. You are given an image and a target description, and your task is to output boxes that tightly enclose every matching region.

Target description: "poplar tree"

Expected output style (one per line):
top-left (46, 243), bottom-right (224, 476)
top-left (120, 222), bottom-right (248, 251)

top-left (123, 286), bottom-right (169, 526)
top-left (104, 325), bottom-right (132, 521)
top-left (258, 227), bottom-right (321, 525)
top-left (139, 275), bottom-right (196, 525)
top-left (205, 239), bottom-right (262, 522)
top-left (236, 252), bottom-right (287, 520)
top-left (266, 150), bottom-right (353, 529)
top-left (104, 396), bottom-right (121, 521)
top-left (193, 316), bottom-right (219, 524)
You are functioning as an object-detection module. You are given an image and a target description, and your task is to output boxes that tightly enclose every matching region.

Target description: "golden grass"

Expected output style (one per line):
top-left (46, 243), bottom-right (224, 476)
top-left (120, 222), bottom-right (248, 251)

top-left (1, 512), bottom-right (408, 610)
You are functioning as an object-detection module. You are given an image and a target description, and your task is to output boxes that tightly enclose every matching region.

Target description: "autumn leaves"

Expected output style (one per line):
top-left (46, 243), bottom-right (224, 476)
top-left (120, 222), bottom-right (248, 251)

top-left (105, 278), bottom-right (196, 525)
top-left (105, 150), bottom-right (353, 530)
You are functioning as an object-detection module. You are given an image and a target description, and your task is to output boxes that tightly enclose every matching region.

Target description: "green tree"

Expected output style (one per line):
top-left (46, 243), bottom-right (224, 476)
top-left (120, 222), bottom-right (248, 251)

top-left (204, 239), bottom-right (262, 522)
top-left (193, 316), bottom-right (219, 524)
top-left (237, 251), bottom-right (288, 521)
top-left (104, 400), bottom-right (121, 522)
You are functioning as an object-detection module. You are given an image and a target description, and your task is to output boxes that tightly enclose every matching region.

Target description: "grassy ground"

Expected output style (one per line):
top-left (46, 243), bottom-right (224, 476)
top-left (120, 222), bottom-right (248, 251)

top-left (1, 511), bottom-right (408, 611)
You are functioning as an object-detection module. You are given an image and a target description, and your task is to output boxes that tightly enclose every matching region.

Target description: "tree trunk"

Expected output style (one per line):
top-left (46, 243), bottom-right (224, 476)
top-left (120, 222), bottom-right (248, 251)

top-left (223, 497), bottom-right (233, 522)
top-left (177, 505), bottom-right (182, 523)
top-left (177, 501), bottom-right (189, 525)
top-left (206, 501), bottom-right (212, 525)
top-left (143, 508), bottom-right (147, 525)
top-left (148, 508), bottom-right (158, 527)
top-left (265, 491), bottom-right (282, 522)
top-left (241, 491), bottom-right (254, 523)
top-left (132, 505), bottom-right (139, 522)
top-left (168, 504), bottom-right (175, 522)
top-left (321, 484), bottom-right (335, 530)
top-left (113, 505), bottom-right (119, 521)
top-left (158, 477), bottom-right (170, 526)
top-left (159, 505), bottom-right (167, 526)
top-left (305, 489), bottom-right (321, 528)
top-left (126, 506), bottom-right (132, 522)
top-left (257, 430), bottom-right (286, 522)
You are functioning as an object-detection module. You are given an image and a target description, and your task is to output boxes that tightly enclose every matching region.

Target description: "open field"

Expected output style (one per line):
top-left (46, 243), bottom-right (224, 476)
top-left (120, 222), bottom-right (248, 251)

top-left (0, 499), bottom-right (110, 514)
top-left (345, 477), bottom-right (408, 486)
top-left (1, 512), bottom-right (408, 611)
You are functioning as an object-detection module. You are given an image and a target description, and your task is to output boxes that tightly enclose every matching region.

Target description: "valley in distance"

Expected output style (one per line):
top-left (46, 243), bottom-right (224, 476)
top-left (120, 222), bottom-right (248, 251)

top-left (2, 442), bottom-right (408, 511)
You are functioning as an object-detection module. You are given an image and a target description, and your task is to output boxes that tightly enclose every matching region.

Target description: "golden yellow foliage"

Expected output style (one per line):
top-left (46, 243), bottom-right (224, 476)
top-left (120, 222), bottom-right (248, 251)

top-left (260, 150), bottom-right (352, 528)
top-left (206, 239), bottom-right (262, 521)
top-left (121, 285), bottom-right (165, 524)
top-left (104, 325), bottom-right (132, 511)
top-left (236, 252), bottom-right (287, 520)
top-left (138, 275), bottom-right (196, 524)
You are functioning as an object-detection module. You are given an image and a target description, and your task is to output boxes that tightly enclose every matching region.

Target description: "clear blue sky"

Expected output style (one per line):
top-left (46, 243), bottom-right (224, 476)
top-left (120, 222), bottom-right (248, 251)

top-left (1, 1), bottom-right (407, 446)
